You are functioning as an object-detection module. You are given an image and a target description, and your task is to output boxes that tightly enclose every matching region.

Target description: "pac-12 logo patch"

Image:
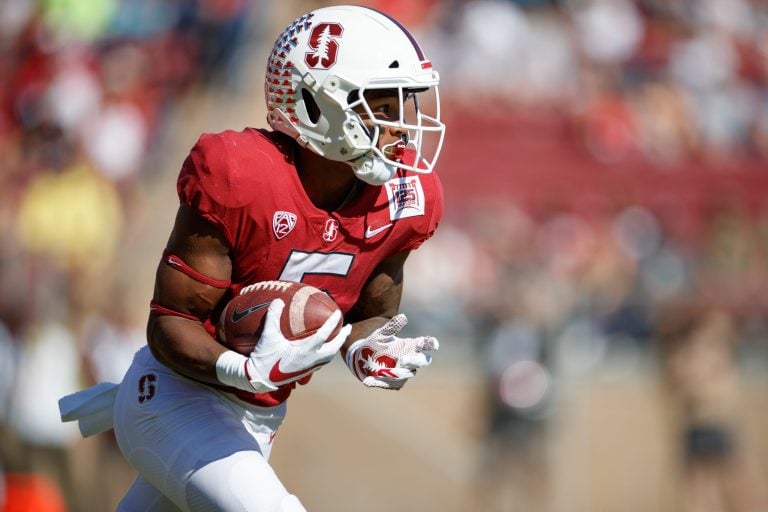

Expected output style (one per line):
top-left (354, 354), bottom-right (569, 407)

top-left (273, 211), bottom-right (297, 240)
top-left (305, 23), bottom-right (343, 69)
top-left (137, 372), bottom-right (157, 404)
top-left (386, 176), bottom-right (425, 220)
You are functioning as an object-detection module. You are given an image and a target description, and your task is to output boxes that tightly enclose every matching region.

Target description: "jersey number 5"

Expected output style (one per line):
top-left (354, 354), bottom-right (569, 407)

top-left (278, 250), bottom-right (353, 283)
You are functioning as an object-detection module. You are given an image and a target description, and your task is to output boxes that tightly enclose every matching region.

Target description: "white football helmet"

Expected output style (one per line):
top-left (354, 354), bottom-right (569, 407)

top-left (265, 5), bottom-right (445, 185)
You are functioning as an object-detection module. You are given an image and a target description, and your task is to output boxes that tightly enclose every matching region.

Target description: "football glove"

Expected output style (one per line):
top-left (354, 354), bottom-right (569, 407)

top-left (345, 314), bottom-right (439, 390)
top-left (245, 299), bottom-right (350, 393)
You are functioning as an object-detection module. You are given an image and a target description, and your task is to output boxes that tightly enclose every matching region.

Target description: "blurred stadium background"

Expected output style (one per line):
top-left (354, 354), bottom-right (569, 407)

top-left (1, 0), bottom-right (767, 511)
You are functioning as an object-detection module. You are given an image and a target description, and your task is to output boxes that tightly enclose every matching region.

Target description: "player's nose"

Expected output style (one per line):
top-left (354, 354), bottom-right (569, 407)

top-left (386, 123), bottom-right (408, 142)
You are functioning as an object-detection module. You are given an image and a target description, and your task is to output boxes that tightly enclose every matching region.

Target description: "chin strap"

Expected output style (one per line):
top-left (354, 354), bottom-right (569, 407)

top-left (349, 153), bottom-right (398, 185)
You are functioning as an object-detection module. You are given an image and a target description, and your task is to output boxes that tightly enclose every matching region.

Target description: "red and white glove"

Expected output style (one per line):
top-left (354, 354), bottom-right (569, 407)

top-left (217, 299), bottom-right (350, 393)
top-left (345, 314), bottom-right (439, 390)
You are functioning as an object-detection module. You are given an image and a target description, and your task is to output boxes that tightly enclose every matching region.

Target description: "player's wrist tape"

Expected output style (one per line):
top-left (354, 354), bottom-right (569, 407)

top-left (215, 351), bottom-right (278, 394)
top-left (215, 351), bottom-right (256, 392)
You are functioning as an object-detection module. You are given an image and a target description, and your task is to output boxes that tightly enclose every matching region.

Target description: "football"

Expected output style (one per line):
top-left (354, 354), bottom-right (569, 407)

top-left (218, 280), bottom-right (342, 355)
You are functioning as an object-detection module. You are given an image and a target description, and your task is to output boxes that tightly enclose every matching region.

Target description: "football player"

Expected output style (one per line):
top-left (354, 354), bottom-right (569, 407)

top-left (61, 5), bottom-right (446, 512)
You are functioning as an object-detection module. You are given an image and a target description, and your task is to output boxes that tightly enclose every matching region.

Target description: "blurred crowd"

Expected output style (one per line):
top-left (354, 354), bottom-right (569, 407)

top-left (413, 0), bottom-right (768, 166)
top-left (0, 1), bottom-right (262, 510)
top-left (401, 0), bottom-right (768, 510)
top-left (407, 199), bottom-right (768, 508)
top-left (1, 0), bottom-right (767, 511)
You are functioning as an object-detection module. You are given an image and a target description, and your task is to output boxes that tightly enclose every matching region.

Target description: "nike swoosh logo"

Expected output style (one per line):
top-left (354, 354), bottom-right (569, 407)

top-left (365, 223), bottom-right (393, 239)
top-left (230, 302), bottom-right (271, 323)
top-left (269, 360), bottom-right (325, 384)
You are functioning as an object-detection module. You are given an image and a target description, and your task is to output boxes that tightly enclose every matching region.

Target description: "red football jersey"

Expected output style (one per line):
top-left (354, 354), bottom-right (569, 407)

top-left (175, 128), bottom-right (443, 405)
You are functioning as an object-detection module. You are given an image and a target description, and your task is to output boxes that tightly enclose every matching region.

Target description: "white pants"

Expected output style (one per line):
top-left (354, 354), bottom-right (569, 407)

top-left (113, 346), bottom-right (301, 512)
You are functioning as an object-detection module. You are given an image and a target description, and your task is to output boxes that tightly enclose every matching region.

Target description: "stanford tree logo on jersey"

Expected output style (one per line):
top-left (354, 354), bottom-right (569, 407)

top-left (322, 218), bottom-right (339, 242)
